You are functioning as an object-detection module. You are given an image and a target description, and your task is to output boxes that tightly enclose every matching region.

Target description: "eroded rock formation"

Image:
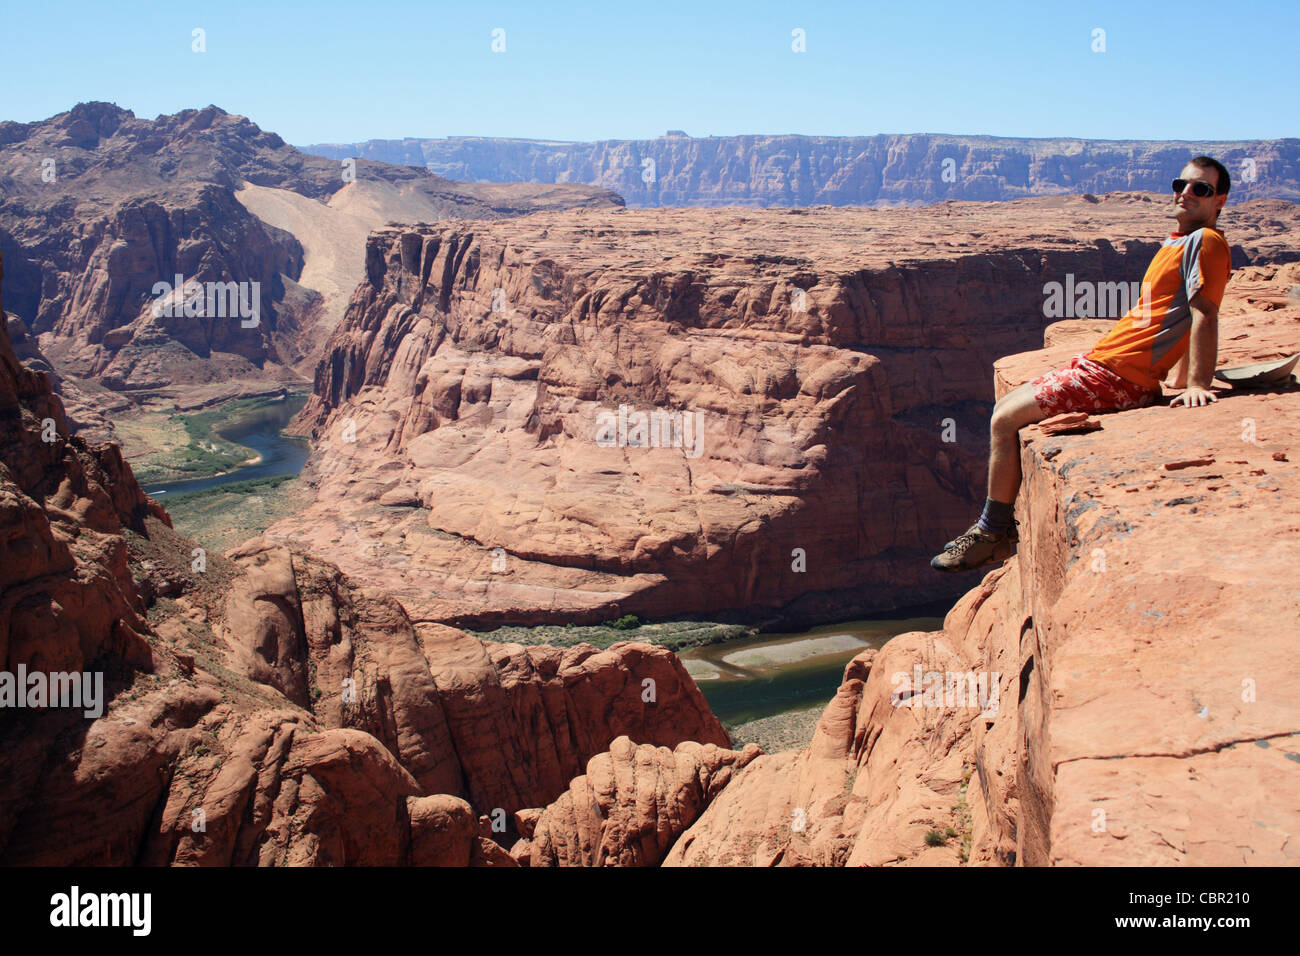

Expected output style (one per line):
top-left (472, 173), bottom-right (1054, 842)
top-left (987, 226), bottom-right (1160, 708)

top-left (0, 249), bottom-right (723, 865)
top-left (0, 102), bottom-right (623, 400)
top-left (511, 735), bottom-right (761, 866)
top-left (5, 182), bottom-right (1298, 866)
top-left (271, 195), bottom-right (1300, 630)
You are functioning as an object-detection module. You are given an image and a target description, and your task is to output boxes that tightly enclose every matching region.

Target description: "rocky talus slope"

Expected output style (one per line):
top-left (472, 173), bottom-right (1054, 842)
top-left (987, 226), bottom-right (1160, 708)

top-left (517, 264), bottom-right (1298, 867)
top-left (304, 132), bottom-right (1300, 208)
top-left (271, 195), bottom-right (1300, 630)
top-left (0, 249), bottom-right (723, 865)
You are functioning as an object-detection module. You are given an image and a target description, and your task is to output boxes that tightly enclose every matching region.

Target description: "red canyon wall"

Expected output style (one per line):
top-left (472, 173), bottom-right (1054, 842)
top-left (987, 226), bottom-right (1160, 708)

top-left (274, 196), bottom-right (1300, 630)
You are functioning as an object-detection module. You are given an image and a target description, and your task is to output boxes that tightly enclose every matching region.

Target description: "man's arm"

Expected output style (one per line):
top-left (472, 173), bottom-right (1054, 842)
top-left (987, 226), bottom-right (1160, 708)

top-left (1169, 292), bottom-right (1219, 407)
top-left (1164, 350), bottom-right (1188, 389)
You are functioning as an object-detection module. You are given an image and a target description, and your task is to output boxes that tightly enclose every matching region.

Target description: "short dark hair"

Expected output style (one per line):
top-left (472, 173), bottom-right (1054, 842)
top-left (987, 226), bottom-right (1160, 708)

top-left (1189, 155), bottom-right (1231, 195)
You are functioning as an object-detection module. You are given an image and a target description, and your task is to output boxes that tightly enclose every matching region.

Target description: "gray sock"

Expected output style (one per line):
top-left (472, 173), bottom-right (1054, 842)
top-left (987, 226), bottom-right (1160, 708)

top-left (976, 497), bottom-right (1014, 536)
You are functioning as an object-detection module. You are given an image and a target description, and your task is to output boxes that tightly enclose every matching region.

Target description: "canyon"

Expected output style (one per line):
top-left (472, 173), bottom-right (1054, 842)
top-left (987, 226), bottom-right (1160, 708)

top-left (0, 103), bottom-right (621, 434)
top-left (304, 131), bottom-right (1300, 208)
top-left (267, 194), bottom-right (1300, 634)
top-left (0, 246), bottom-right (725, 863)
top-left (659, 292), bottom-right (1300, 866)
top-left (507, 257), bottom-right (1300, 867)
top-left (2, 131), bottom-right (1297, 864)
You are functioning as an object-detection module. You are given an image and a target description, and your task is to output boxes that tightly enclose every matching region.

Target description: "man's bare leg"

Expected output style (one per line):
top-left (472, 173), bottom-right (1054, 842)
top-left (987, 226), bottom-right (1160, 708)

top-left (931, 382), bottom-right (1050, 571)
top-left (987, 382), bottom-right (1050, 503)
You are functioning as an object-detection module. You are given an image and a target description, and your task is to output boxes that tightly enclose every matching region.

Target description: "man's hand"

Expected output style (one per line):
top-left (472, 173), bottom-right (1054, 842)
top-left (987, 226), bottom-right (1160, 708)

top-left (1170, 385), bottom-right (1218, 407)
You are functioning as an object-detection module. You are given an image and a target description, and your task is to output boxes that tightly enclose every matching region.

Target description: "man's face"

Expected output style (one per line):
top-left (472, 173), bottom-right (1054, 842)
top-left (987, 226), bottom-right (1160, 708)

top-left (1174, 163), bottom-right (1226, 231)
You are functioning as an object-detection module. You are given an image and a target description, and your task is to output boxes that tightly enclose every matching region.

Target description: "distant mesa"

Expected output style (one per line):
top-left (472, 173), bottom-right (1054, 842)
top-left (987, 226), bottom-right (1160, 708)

top-left (301, 131), bottom-right (1300, 208)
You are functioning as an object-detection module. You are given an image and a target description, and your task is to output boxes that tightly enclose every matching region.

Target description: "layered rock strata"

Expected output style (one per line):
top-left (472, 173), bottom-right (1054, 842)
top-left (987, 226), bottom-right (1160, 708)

top-left (272, 195), bottom-right (1300, 629)
top-left (304, 132), bottom-right (1300, 208)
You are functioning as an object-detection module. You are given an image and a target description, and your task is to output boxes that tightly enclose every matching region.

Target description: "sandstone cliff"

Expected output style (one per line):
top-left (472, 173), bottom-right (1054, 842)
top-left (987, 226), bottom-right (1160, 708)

top-left (271, 195), bottom-right (1300, 629)
top-left (489, 257), bottom-right (1300, 867)
top-left (304, 132), bottom-right (1300, 208)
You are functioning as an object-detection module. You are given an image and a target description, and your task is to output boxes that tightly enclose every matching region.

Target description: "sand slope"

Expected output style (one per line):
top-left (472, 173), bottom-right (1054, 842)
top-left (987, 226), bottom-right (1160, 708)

top-left (236, 180), bottom-right (462, 371)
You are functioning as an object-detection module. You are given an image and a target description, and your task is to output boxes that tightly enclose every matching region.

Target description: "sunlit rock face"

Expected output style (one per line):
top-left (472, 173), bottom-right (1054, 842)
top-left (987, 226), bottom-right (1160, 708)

top-left (275, 196), bottom-right (1300, 631)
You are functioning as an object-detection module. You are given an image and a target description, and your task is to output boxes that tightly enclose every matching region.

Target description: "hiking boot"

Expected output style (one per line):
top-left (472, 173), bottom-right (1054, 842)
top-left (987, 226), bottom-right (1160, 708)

top-left (943, 517), bottom-right (1018, 553)
top-left (931, 526), bottom-right (1016, 573)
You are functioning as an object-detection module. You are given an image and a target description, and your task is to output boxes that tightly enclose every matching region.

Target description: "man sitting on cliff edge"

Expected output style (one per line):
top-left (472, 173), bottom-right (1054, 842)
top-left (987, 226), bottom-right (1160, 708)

top-left (932, 155), bottom-right (1233, 572)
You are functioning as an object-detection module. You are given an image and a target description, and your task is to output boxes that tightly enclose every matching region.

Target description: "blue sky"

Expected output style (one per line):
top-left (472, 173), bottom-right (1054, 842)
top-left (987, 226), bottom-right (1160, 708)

top-left (6, 0), bottom-right (1296, 145)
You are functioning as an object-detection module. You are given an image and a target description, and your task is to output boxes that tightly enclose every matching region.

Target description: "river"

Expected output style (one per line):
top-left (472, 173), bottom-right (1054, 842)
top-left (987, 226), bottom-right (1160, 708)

top-left (139, 397), bottom-right (944, 729)
top-left (681, 608), bottom-right (948, 726)
top-left (143, 395), bottom-right (310, 498)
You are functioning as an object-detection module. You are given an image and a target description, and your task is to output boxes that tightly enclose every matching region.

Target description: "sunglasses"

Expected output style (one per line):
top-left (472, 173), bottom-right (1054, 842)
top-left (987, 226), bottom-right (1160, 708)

top-left (1172, 178), bottom-right (1218, 198)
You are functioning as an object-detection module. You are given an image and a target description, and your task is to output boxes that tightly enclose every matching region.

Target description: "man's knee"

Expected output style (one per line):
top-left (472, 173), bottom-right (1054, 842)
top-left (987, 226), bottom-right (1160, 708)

top-left (991, 390), bottom-right (1046, 438)
top-left (990, 405), bottom-right (1020, 439)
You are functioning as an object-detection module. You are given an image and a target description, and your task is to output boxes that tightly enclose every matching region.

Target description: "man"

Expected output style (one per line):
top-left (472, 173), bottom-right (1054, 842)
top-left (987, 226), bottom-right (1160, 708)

top-left (931, 156), bottom-right (1233, 572)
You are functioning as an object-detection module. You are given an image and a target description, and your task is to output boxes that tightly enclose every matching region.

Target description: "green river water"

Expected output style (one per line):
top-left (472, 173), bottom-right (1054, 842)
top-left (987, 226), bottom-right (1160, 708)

top-left (682, 611), bottom-right (946, 726)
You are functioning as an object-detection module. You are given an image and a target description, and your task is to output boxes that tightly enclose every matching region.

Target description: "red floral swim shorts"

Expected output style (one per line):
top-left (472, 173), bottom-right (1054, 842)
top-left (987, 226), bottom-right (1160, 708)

top-left (1029, 354), bottom-right (1161, 417)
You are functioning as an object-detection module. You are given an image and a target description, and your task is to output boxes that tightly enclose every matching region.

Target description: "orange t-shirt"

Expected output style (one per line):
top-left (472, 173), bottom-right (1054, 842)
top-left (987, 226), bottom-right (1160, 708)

top-left (1085, 226), bottom-right (1232, 390)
